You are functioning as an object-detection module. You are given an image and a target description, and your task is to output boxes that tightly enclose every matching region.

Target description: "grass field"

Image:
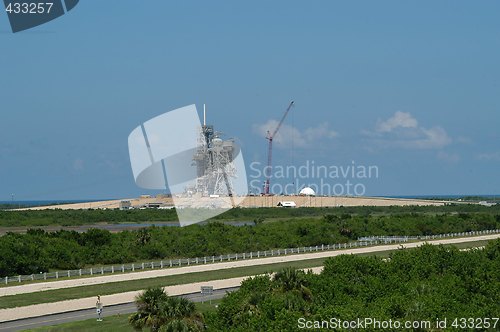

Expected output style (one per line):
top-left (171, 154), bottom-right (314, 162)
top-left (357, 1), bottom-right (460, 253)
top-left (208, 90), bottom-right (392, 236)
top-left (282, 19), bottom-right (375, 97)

top-left (25, 300), bottom-right (221, 332)
top-left (26, 314), bottom-right (133, 332)
top-left (1, 239), bottom-right (492, 309)
top-left (0, 257), bottom-right (328, 309)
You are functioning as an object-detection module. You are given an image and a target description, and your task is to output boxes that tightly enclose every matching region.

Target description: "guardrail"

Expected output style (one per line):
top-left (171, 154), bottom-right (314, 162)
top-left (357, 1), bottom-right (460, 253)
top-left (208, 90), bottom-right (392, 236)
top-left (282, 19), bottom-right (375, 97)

top-left (3, 229), bottom-right (499, 285)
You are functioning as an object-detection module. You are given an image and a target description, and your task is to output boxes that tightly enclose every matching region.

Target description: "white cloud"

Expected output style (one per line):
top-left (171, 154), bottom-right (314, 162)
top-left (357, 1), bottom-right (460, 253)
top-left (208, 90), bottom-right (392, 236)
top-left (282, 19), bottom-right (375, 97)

top-left (477, 152), bottom-right (500, 161)
top-left (456, 136), bottom-right (473, 144)
top-left (73, 158), bottom-right (85, 171)
top-left (253, 120), bottom-right (338, 148)
top-left (437, 151), bottom-right (460, 163)
top-left (411, 127), bottom-right (452, 149)
top-left (366, 112), bottom-right (452, 149)
top-left (376, 111), bottom-right (418, 133)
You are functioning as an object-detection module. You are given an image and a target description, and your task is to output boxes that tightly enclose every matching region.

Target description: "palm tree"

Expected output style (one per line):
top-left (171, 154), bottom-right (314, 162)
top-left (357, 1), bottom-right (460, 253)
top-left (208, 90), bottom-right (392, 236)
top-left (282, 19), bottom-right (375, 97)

top-left (273, 267), bottom-right (313, 301)
top-left (129, 287), bottom-right (169, 331)
top-left (136, 228), bottom-right (152, 245)
top-left (129, 287), bottom-right (205, 331)
top-left (161, 297), bottom-right (204, 331)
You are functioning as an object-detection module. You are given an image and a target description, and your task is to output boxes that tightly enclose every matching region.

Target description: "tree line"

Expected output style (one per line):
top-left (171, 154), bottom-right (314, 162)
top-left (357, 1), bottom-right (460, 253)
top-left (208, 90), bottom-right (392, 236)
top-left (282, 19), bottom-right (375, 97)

top-left (205, 240), bottom-right (500, 331)
top-left (1, 204), bottom-right (500, 227)
top-left (1, 212), bottom-right (499, 277)
top-left (128, 240), bottom-right (500, 331)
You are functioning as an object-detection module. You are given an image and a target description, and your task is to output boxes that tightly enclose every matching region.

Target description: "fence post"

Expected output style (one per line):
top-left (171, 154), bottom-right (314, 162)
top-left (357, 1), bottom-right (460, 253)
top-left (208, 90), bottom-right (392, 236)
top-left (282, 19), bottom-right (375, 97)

top-left (169, 260), bottom-right (172, 267)
top-left (55, 272), bottom-right (58, 279)
top-left (111, 266), bottom-right (114, 273)
top-left (132, 264), bottom-right (134, 272)
top-left (250, 252), bottom-right (253, 259)
top-left (243, 253), bottom-right (246, 259)
top-left (257, 251), bottom-right (260, 258)
top-left (79, 269), bottom-right (82, 276)
top-left (160, 261), bottom-right (163, 268)
top-left (271, 250), bottom-right (274, 256)
top-left (122, 265), bottom-right (125, 273)
top-left (101, 267), bottom-right (104, 275)
top-left (204, 257), bottom-right (207, 264)
top-left (5, 277), bottom-right (7, 285)
top-left (90, 268), bottom-right (93, 275)
top-left (141, 263), bottom-right (145, 270)
top-left (44, 272), bottom-right (46, 280)
top-left (188, 259), bottom-right (190, 266)
top-left (151, 262), bottom-right (154, 269)
top-left (31, 274), bottom-right (34, 281)
top-left (227, 254), bottom-right (230, 261)
top-left (179, 259), bottom-right (181, 266)
top-left (220, 255), bottom-right (223, 262)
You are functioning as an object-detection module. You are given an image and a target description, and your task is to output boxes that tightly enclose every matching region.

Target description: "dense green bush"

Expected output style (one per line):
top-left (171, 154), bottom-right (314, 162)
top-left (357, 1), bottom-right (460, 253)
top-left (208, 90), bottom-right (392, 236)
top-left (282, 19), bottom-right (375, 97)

top-left (1, 204), bottom-right (500, 227)
top-left (206, 240), bottom-right (500, 331)
top-left (0, 209), bottom-right (179, 227)
top-left (1, 212), bottom-right (499, 277)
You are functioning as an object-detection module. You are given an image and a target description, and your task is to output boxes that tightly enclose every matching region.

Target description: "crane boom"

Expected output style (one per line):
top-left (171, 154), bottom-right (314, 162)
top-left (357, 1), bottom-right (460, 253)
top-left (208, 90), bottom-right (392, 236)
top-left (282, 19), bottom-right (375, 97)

top-left (263, 101), bottom-right (294, 195)
top-left (271, 101), bottom-right (294, 138)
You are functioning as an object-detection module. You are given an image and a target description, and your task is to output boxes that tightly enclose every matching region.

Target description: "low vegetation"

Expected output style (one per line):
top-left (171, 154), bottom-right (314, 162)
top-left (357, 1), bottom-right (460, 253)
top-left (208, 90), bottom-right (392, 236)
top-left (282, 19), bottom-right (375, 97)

top-left (23, 240), bottom-right (500, 331)
top-left (26, 300), bottom-right (220, 331)
top-left (1, 204), bottom-right (500, 227)
top-left (0, 257), bottom-right (329, 309)
top-left (129, 287), bottom-right (204, 331)
top-left (206, 240), bottom-right (500, 331)
top-left (1, 212), bottom-right (499, 277)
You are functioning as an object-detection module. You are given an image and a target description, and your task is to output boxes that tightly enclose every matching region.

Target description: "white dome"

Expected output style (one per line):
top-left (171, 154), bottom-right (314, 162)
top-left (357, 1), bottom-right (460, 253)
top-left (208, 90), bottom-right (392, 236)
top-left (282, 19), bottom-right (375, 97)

top-left (299, 187), bottom-right (316, 196)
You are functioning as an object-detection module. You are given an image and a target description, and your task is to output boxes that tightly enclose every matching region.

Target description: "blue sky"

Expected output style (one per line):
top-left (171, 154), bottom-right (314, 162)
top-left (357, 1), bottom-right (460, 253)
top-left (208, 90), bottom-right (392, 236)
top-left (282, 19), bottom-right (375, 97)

top-left (1, 1), bottom-right (499, 200)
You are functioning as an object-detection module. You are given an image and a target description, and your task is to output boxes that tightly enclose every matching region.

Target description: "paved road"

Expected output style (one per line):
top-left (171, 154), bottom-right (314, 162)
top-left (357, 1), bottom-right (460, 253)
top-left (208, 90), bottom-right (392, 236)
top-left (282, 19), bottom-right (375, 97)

top-left (0, 287), bottom-right (239, 331)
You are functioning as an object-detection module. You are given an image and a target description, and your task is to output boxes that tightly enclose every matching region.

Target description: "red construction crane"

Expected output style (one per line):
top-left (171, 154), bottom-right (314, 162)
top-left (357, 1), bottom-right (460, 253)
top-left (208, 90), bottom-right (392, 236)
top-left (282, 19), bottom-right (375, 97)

top-left (263, 101), bottom-right (295, 195)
